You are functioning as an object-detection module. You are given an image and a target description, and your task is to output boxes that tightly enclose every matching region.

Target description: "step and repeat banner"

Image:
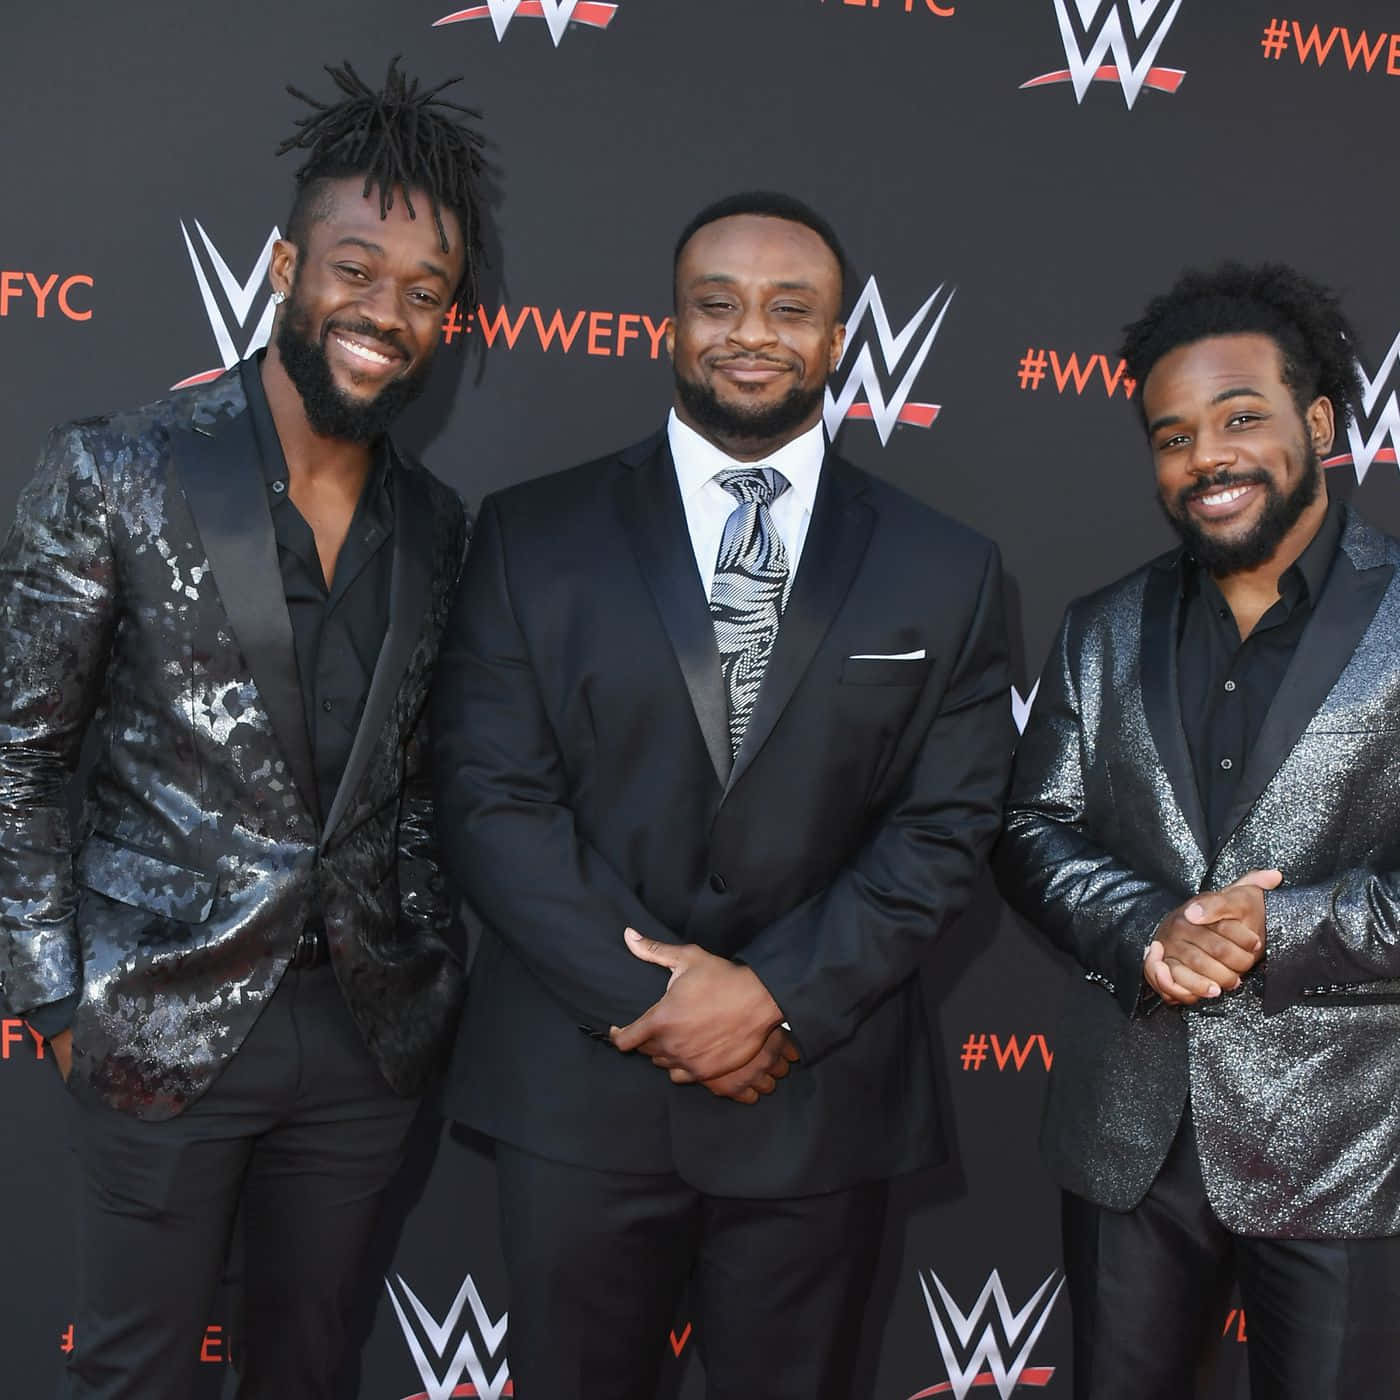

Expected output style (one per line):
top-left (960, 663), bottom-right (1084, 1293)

top-left (3, 2), bottom-right (1399, 1396)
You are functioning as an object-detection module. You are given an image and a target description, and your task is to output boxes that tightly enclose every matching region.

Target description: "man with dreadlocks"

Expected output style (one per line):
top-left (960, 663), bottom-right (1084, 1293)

top-left (0, 59), bottom-right (486, 1399)
top-left (997, 263), bottom-right (1400, 1397)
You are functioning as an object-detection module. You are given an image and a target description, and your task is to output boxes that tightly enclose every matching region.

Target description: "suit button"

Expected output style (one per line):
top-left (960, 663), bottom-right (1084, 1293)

top-left (709, 873), bottom-right (727, 894)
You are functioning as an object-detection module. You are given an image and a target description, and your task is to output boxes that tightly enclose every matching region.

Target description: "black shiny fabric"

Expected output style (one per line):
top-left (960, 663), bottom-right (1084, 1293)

top-left (0, 366), bottom-right (469, 1117)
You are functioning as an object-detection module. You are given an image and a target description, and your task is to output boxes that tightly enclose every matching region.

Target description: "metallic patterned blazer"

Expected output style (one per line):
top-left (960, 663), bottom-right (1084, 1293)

top-left (997, 507), bottom-right (1400, 1239)
top-left (0, 368), bottom-right (468, 1118)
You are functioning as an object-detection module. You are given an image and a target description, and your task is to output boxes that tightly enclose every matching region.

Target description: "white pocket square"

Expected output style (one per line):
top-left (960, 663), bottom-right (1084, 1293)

top-left (847, 649), bottom-right (926, 661)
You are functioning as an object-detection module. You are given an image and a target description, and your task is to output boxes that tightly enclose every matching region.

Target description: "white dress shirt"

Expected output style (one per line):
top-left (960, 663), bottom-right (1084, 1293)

top-left (666, 409), bottom-right (826, 599)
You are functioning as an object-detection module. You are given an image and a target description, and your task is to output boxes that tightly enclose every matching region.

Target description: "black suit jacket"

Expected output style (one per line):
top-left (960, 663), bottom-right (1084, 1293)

top-left (997, 508), bottom-right (1400, 1236)
top-left (433, 433), bottom-right (1011, 1197)
top-left (0, 368), bottom-right (468, 1117)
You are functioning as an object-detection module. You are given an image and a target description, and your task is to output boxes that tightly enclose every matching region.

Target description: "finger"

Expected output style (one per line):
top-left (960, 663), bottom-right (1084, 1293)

top-left (1233, 868), bottom-right (1283, 891)
top-left (752, 1073), bottom-right (778, 1096)
top-left (1163, 956), bottom-right (1223, 998)
top-left (609, 1009), bottom-right (658, 1053)
top-left (622, 927), bottom-right (683, 971)
top-left (1174, 930), bottom-right (1254, 977)
top-left (770, 1055), bottom-right (792, 1081)
top-left (1144, 952), bottom-right (1194, 1003)
top-left (668, 1066), bottom-right (697, 1084)
top-left (649, 1053), bottom-right (678, 1070)
top-left (1210, 918), bottom-right (1263, 956)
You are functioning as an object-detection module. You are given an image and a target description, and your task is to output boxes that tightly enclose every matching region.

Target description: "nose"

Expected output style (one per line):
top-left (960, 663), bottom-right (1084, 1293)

top-left (1189, 425), bottom-right (1236, 477)
top-left (728, 302), bottom-right (777, 351)
top-left (357, 277), bottom-right (408, 333)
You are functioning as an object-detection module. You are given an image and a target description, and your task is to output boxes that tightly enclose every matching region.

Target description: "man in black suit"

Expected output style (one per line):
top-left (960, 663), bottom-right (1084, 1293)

top-left (0, 62), bottom-right (486, 1399)
top-left (433, 191), bottom-right (1011, 1397)
top-left (997, 264), bottom-right (1400, 1397)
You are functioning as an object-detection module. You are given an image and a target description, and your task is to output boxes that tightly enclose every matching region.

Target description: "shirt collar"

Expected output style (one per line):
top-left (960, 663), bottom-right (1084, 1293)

top-left (238, 352), bottom-right (393, 519)
top-left (666, 408), bottom-right (825, 515)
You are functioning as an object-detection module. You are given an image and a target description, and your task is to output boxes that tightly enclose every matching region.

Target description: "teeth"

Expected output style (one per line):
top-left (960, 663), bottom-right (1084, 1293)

top-left (1199, 485), bottom-right (1250, 506)
top-left (334, 335), bottom-right (393, 366)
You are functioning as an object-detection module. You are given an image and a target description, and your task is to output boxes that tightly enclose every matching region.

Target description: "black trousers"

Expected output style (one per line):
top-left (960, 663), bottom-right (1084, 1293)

top-left (494, 1142), bottom-right (889, 1400)
top-left (1062, 1109), bottom-right (1400, 1400)
top-left (63, 963), bottom-right (419, 1400)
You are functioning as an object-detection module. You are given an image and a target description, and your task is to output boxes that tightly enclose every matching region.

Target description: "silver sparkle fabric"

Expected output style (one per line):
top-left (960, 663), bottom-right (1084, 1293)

top-left (0, 370), bottom-right (468, 1118)
top-left (709, 468), bottom-right (792, 755)
top-left (998, 509), bottom-right (1400, 1238)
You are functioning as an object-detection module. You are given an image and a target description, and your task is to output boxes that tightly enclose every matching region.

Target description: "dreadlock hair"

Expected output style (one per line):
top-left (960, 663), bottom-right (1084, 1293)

top-left (1119, 262), bottom-right (1363, 430)
top-left (276, 56), bottom-right (487, 306)
top-left (673, 191), bottom-right (851, 307)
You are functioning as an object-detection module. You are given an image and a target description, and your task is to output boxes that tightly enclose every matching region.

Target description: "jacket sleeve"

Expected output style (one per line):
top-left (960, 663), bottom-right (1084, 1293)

top-left (0, 426), bottom-right (117, 1015)
top-left (736, 542), bottom-right (1013, 1063)
top-left (1262, 872), bottom-right (1400, 1011)
top-left (430, 495), bottom-right (675, 1028)
top-left (993, 604), bottom-right (1182, 1019)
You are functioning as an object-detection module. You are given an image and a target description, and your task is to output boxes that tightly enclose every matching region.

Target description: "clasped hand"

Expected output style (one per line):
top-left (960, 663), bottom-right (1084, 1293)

top-left (609, 930), bottom-right (798, 1105)
top-left (1143, 868), bottom-right (1282, 1005)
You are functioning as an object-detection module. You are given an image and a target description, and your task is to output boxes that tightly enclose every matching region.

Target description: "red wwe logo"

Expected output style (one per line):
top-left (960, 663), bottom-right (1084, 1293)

top-left (434, 0), bottom-right (618, 46)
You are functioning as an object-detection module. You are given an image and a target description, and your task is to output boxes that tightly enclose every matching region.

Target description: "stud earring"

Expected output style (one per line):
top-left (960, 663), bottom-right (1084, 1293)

top-left (272, 290), bottom-right (286, 305)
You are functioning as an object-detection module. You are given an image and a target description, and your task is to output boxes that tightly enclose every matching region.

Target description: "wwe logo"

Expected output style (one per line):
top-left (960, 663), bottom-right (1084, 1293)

top-left (824, 277), bottom-right (955, 446)
top-left (1325, 329), bottom-right (1400, 484)
top-left (915, 1268), bottom-right (1064, 1400)
top-left (433, 0), bottom-right (619, 46)
top-left (386, 1273), bottom-right (510, 1400)
top-left (174, 220), bottom-right (279, 390)
top-left (1022, 0), bottom-right (1187, 109)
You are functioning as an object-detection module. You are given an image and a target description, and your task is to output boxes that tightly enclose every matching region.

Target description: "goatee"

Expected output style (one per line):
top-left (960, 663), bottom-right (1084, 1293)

top-left (1160, 443), bottom-right (1323, 576)
top-left (674, 368), bottom-right (825, 448)
top-left (275, 290), bottom-right (430, 443)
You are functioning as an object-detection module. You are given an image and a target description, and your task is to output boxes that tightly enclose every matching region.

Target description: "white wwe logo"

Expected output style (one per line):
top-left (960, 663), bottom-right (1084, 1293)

top-left (1031, 0), bottom-right (1186, 109)
top-left (823, 277), bottom-right (955, 447)
top-left (175, 220), bottom-right (279, 388)
top-left (386, 1273), bottom-right (510, 1400)
top-left (434, 0), bottom-right (619, 46)
top-left (1339, 330), bottom-right (1400, 484)
top-left (918, 1267), bottom-right (1064, 1400)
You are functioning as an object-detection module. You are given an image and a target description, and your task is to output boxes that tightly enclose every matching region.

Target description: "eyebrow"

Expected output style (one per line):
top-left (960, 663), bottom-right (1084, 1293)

top-left (333, 236), bottom-right (449, 282)
top-left (1147, 386), bottom-right (1266, 436)
top-left (687, 274), bottom-right (819, 294)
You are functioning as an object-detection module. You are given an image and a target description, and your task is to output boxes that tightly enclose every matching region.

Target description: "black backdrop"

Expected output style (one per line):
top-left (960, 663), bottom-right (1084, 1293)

top-left (4, 3), bottom-right (1400, 1396)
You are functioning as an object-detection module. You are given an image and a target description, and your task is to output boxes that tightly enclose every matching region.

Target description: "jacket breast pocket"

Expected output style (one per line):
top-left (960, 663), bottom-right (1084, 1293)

top-left (839, 656), bottom-right (933, 686)
top-left (75, 835), bottom-right (217, 924)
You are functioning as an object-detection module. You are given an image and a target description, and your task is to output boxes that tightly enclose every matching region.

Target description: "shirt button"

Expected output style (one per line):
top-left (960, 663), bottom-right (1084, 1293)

top-left (709, 873), bottom-right (727, 894)
top-left (322, 699), bottom-right (333, 713)
top-left (272, 480), bottom-right (286, 494)
top-left (1224, 680), bottom-right (1236, 693)
top-left (1220, 757), bottom-right (1233, 771)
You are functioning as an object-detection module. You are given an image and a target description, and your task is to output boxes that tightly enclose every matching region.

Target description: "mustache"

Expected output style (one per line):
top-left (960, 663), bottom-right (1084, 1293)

top-left (324, 317), bottom-right (408, 360)
top-left (1175, 470), bottom-right (1270, 507)
top-left (710, 352), bottom-right (796, 369)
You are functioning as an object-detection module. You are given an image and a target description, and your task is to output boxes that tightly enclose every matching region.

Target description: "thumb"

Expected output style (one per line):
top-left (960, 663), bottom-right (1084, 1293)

top-left (1232, 868), bottom-right (1283, 891)
top-left (623, 928), bottom-right (681, 970)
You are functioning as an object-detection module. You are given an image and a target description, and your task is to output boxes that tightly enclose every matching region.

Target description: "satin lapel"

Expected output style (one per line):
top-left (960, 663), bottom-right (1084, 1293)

top-left (1212, 545), bottom-right (1393, 857)
top-left (1139, 558), bottom-right (1210, 858)
top-left (171, 403), bottom-right (319, 823)
top-left (320, 450), bottom-right (434, 848)
top-left (724, 453), bottom-right (873, 800)
top-left (617, 437), bottom-right (731, 787)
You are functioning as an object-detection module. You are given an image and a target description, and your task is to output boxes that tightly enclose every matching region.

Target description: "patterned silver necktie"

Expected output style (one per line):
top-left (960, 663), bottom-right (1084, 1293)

top-left (709, 467), bottom-right (792, 757)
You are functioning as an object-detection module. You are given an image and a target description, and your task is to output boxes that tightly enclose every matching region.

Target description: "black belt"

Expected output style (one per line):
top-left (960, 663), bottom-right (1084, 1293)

top-left (288, 925), bottom-right (329, 970)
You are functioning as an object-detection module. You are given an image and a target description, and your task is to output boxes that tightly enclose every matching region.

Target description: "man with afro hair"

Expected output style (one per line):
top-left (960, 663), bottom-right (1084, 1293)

top-left (997, 263), bottom-right (1400, 1397)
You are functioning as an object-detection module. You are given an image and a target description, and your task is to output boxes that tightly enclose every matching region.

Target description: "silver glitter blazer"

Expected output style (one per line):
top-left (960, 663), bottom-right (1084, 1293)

top-left (0, 368), bottom-right (468, 1118)
top-left (998, 507), bottom-right (1400, 1239)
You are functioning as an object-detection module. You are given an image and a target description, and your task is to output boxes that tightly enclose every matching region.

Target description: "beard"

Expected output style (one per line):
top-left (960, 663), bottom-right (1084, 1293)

top-left (1160, 442), bottom-right (1323, 576)
top-left (275, 288), bottom-right (431, 443)
top-left (674, 364), bottom-right (825, 447)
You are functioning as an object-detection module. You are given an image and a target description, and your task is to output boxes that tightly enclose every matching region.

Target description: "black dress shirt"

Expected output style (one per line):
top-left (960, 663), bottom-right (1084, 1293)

top-left (240, 355), bottom-right (394, 825)
top-left (1177, 500), bottom-right (1342, 848)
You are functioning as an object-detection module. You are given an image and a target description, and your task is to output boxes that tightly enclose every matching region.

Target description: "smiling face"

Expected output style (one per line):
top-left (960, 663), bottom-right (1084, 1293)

top-left (269, 176), bottom-right (464, 442)
top-left (1142, 332), bottom-right (1335, 576)
top-left (666, 213), bottom-right (845, 459)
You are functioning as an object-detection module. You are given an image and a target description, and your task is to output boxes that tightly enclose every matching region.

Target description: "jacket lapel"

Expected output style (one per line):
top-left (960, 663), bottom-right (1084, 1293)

top-left (724, 452), bottom-right (873, 799)
top-left (320, 446), bottom-right (434, 847)
top-left (1139, 554), bottom-right (1210, 859)
top-left (171, 377), bottom-right (320, 822)
top-left (617, 435), bottom-right (732, 787)
top-left (1211, 509), bottom-right (1394, 856)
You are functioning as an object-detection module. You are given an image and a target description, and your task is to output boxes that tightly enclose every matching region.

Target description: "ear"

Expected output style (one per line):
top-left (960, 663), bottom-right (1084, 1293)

top-left (828, 321), bottom-right (846, 374)
top-left (269, 238), bottom-right (299, 299)
top-left (1306, 394), bottom-right (1335, 457)
top-left (663, 316), bottom-right (676, 361)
